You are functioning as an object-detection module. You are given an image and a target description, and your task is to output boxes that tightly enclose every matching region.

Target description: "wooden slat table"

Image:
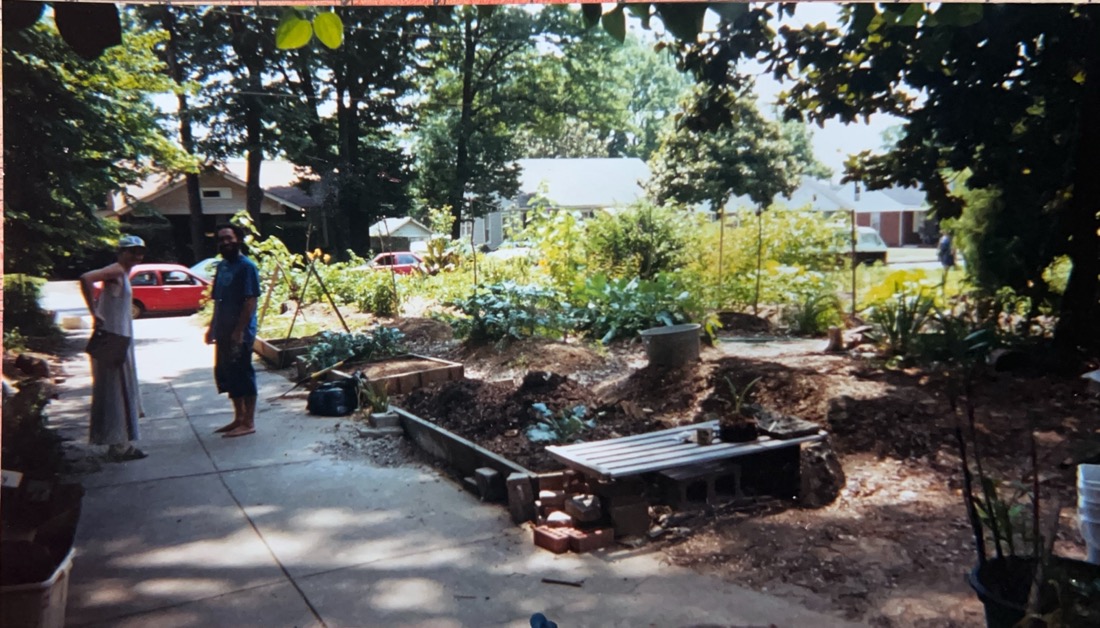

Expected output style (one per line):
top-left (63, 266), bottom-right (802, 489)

top-left (545, 420), bottom-right (826, 481)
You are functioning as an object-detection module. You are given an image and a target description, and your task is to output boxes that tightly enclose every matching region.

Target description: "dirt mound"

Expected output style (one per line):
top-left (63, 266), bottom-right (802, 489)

top-left (395, 317), bottom-right (454, 344)
top-left (452, 338), bottom-right (614, 381)
top-left (598, 361), bottom-right (714, 423)
top-left (396, 369), bottom-right (666, 471)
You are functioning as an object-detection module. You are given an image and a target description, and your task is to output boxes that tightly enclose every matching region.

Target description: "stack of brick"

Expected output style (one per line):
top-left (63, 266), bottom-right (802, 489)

top-left (530, 470), bottom-right (646, 554)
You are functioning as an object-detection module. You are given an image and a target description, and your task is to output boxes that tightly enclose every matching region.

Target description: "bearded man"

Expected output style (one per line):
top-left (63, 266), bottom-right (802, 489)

top-left (205, 223), bottom-right (261, 437)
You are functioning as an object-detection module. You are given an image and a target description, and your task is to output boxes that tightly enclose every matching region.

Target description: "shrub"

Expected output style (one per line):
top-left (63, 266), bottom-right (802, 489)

top-left (3, 275), bottom-right (56, 337)
top-left (866, 284), bottom-right (937, 356)
top-left (783, 290), bottom-right (843, 336)
top-left (518, 207), bottom-right (589, 291)
top-left (586, 201), bottom-right (695, 280)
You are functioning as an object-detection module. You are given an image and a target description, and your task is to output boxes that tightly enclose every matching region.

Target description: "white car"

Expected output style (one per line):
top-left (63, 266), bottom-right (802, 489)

top-left (834, 227), bottom-right (888, 265)
top-left (484, 241), bottom-right (536, 262)
top-left (189, 257), bottom-right (220, 281)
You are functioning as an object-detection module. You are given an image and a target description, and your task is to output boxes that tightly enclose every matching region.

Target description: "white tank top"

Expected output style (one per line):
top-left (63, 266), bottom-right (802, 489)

top-left (95, 270), bottom-right (133, 338)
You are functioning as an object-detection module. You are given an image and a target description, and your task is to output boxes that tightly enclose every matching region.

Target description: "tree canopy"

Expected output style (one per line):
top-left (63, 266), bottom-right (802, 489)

top-left (3, 18), bottom-right (188, 276)
top-left (667, 2), bottom-right (1100, 359)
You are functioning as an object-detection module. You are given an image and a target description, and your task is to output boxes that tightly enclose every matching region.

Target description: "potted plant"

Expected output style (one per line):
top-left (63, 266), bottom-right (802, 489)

top-left (718, 376), bottom-right (761, 443)
top-left (953, 335), bottom-right (1100, 626)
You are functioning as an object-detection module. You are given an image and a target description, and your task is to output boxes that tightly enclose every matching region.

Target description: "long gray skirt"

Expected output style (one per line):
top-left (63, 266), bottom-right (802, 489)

top-left (89, 346), bottom-right (142, 446)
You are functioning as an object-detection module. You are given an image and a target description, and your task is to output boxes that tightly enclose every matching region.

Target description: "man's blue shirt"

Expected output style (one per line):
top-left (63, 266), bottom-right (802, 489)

top-left (212, 255), bottom-right (260, 343)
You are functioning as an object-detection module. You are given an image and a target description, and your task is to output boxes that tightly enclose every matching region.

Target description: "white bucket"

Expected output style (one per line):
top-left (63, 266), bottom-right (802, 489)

top-left (1080, 465), bottom-right (1100, 565)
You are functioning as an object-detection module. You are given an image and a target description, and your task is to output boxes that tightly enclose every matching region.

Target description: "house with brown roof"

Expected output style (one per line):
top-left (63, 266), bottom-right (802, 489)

top-left (102, 160), bottom-right (320, 263)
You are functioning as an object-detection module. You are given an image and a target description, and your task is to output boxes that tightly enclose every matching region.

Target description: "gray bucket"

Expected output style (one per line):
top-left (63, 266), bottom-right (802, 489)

top-left (639, 323), bottom-right (701, 367)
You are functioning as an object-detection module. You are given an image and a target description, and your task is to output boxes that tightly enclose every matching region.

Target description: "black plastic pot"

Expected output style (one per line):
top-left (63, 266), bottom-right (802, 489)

top-left (968, 557), bottom-right (1032, 628)
top-left (969, 556), bottom-right (1100, 628)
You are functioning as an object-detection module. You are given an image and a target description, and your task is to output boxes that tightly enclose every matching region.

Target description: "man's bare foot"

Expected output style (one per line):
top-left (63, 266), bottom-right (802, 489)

top-left (214, 422), bottom-right (240, 434)
top-left (222, 425), bottom-right (256, 438)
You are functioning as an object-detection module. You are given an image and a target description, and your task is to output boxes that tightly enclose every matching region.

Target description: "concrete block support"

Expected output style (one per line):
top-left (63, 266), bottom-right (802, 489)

top-left (506, 473), bottom-right (537, 524)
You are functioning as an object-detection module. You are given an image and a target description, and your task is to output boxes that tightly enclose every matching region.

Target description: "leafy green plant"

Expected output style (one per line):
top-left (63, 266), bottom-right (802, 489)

top-left (783, 291), bottom-right (843, 336)
top-left (304, 326), bottom-right (405, 371)
top-left (525, 403), bottom-right (593, 443)
top-left (866, 285), bottom-right (936, 356)
top-left (571, 272), bottom-right (699, 344)
top-left (417, 237), bottom-right (461, 276)
top-left (725, 376), bottom-right (761, 416)
top-left (451, 281), bottom-right (573, 344)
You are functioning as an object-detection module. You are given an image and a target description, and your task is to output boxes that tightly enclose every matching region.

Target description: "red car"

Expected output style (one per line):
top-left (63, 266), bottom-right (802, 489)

top-left (94, 263), bottom-right (210, 318)
top-left (368, 252), bottom-right (423, 275)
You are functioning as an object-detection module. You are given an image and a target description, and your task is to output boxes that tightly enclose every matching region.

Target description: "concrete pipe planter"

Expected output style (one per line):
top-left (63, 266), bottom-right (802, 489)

top-left (639, 323), bottom-right (701, 367)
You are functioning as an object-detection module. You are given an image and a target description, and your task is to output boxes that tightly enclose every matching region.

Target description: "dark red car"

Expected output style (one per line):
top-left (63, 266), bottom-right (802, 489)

top-left (94, 263), bottom-right (210, 318)
top-left (368, 252), bottom-right (423, 275)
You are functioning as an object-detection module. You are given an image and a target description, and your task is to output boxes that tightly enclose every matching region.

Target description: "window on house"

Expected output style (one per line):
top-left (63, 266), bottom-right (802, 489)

top-left (201, 188), bottom-right (232, 199)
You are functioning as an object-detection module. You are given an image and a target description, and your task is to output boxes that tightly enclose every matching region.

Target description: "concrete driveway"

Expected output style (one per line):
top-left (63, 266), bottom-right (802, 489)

top-left (45, 282), bottom-right (863, 627)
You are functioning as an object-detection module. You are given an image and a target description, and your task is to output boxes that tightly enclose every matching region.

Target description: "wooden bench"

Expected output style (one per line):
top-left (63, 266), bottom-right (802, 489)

top-left (546, 421), bottom-right (824, 506)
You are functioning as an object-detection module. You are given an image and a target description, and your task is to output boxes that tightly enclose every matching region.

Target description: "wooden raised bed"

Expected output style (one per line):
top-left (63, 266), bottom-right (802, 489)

top-left (253, 336), bottom-right (313, 369)
top-left (327, 354), bottom-right (464, 395)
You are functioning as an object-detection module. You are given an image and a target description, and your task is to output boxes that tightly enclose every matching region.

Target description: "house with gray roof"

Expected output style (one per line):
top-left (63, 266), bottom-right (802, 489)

top-left (725, 176), bottom-right (932, 246)
top-left (465, 158), bottom-right (651, 249)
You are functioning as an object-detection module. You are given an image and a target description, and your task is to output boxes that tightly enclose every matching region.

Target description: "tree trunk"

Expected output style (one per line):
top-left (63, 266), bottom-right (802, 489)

top-left (230, 11), bottom-right (265, 230)
top-left (1054, 10), bottom-right (1100, 363)
top-left (330, 73), bottom-right (354, 256)
top-left (448, 10), bottom-right (477, 240)
top-left (163, 6), bottom-right (204, 262)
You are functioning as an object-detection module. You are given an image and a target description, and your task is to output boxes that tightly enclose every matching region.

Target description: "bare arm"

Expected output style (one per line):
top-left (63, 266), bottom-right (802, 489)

top-left (80, 263), bottom-right (124, 323)
top-left (230, 297), bottom-right (258, 347)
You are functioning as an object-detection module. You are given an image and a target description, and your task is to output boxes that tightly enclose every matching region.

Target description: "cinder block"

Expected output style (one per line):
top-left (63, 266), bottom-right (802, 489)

top-left (538, 489), bottom-right (566, 509)
top-left (533, 526), bottom-right (570, 554)
top-left (609, 502), bottom-right (650, 537)
top-left (565, 527), bottom-right (614, 553)
top-left (564, 494), bottom-right (602, 523)
top-left (537, 472), bottom-right (566, 491)
top-left (370, 411), bottom-right (400, 428)
top-left (474, 467), bottom-right (506, 502)
top-left (590, 478), bottom-right (647, 500)
top-left (507, 473), bottom-right (537, 524)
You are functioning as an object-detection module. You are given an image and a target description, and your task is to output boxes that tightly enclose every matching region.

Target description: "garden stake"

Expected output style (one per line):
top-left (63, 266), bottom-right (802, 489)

top-left (955, 425), bottom-right (987, 564)
top-left (966, 389), bottom-right (1004, 560)
top-left (257, 261), bottom-right (284, 329)
top-left (307, 260), bottom-right (350, 333)
top-left (283, 257), bottom-right (314, 343)
top-left (273, 357), bottom-right (350, 399)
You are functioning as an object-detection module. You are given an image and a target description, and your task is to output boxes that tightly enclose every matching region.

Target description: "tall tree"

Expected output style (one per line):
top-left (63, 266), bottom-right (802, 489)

top-left (414, 6), bottom-right (541, 237)
top-left (272, 7), bottom-right (427, 256)
top-left (3, 19), bottom-right (187, 276)
top-left (647, 84), bottom-right (816, 211)
top-left (673, 3), bottom-right (1100, 360)
top-left (135, 5), bottom-right (221, 262)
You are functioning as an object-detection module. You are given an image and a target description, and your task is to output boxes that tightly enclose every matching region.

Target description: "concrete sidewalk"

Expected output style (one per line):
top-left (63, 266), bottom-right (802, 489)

top-left (52, 315), bottom-right (863, 627)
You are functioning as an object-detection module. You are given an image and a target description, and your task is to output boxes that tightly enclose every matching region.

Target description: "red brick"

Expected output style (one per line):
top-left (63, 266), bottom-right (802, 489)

top-left (565, 527), bottom-right (614, 553)
top-left (533, 526), bottom-right (570, 554)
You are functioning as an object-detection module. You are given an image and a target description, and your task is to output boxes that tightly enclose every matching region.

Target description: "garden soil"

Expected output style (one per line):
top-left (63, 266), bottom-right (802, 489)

top-left (380, 319), bottom-right (1100, 628)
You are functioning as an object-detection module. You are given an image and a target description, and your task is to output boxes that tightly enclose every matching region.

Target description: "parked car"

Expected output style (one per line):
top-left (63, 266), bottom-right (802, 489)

top-left (484, 241), bottom-right (536, 262)
top-left (364, 252), bottom-right (424, 275)
top-left (94, 263), bottom-right (210, 318)
top-left (833, 226), bottom-right (889, 265)
top-left (189, 256), bottom-right (220, 281)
